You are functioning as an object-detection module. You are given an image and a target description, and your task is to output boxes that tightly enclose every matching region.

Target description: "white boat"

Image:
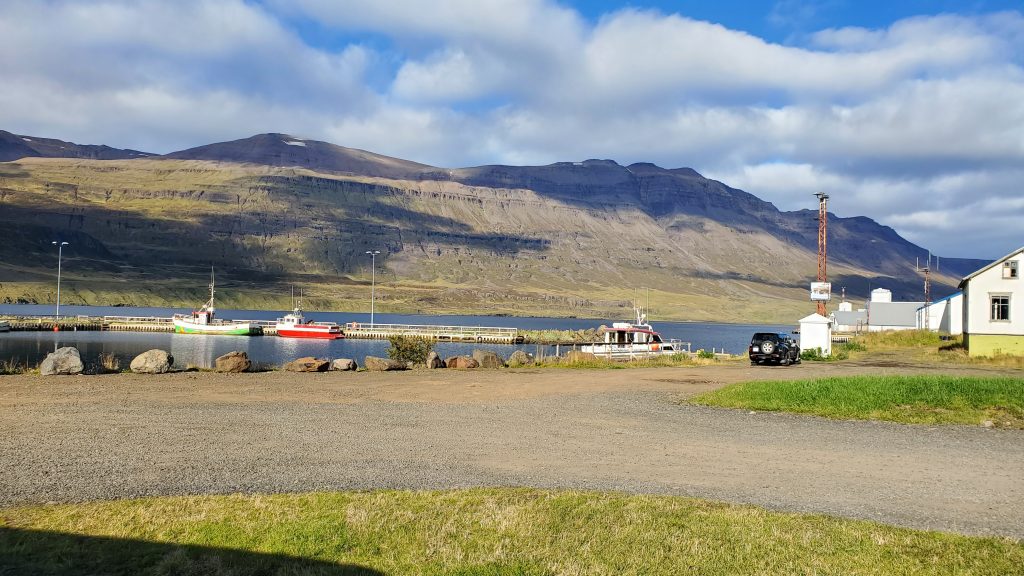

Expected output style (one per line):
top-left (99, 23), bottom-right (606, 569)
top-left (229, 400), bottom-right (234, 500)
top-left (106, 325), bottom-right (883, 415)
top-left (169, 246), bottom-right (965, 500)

top-left (172, 270), bottom-right (261, 336)
top-left (0, 320), bottom-right (10, 333)
top-left (579, 308), bottom-right (688, 359)
top-left (275, 306), bottom-right (344, 339)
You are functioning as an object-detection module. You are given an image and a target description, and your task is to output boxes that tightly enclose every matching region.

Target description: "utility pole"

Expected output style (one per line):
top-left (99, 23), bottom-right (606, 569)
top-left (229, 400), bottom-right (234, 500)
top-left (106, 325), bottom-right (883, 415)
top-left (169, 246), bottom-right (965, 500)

top-left (366, 250), bottom-right (380, 325)
top-left (918, 255), bottom-right (932, 330)
top-left (52, 241), bottom-right (69, 327)
top-left (814, 192), bottom-right (829, 316)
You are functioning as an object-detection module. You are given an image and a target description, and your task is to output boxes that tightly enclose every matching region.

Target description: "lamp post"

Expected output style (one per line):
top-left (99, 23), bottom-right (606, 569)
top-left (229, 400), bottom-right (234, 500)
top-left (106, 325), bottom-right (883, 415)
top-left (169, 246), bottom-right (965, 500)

top-left (366, 250), bottom-right (380, 326)
top-left (52, 241), bottom-right (69, 323)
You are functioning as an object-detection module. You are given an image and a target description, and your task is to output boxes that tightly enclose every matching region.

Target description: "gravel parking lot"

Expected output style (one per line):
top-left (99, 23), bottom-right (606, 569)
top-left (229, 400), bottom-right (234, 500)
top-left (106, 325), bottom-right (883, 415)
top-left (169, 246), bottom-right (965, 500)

top-left (1, 362), bottom-right (1022, 538)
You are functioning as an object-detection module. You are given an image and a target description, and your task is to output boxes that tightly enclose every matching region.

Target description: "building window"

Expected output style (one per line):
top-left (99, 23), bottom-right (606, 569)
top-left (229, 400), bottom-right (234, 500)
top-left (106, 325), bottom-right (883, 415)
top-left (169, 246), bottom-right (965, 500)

top-left (991, 295), bottom-right (1010, 321)
top-left (1004, 261), bottom-right (1019, 279)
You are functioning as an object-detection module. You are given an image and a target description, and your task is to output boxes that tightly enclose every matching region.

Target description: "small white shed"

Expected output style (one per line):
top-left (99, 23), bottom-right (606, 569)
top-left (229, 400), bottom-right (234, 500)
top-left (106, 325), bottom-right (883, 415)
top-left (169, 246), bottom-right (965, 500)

top-left (799, 313), bottom-right (832, 357)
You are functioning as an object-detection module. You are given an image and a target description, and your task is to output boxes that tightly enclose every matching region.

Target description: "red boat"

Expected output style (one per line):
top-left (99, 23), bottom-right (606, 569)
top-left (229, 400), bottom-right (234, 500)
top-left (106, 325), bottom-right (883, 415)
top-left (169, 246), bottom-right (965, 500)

top-left (275, 307), bottom-right (345, 339)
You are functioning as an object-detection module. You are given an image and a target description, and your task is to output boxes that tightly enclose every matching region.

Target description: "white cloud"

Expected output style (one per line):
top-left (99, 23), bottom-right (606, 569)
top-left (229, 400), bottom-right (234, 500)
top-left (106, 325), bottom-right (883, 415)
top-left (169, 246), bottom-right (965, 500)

top-left (0, 0), bottom-right (1022, 258)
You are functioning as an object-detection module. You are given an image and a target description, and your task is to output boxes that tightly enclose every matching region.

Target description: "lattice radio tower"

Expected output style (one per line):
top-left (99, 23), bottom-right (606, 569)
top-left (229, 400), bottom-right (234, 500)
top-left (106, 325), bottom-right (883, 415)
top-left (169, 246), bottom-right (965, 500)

top-left (815, 192), bottom-right (829, 316)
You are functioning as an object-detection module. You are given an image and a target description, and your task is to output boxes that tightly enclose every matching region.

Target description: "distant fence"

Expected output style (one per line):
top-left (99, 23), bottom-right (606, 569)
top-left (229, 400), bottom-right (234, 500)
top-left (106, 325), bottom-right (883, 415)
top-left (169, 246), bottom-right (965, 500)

top-left (344, 323), bottom-right (521, 344)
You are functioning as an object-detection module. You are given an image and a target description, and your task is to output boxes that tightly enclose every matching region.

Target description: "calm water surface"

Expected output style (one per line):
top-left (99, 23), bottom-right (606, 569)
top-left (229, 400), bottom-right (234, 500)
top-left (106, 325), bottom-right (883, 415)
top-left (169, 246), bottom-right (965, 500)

top-left (0, 304), bottom-right (792, 368)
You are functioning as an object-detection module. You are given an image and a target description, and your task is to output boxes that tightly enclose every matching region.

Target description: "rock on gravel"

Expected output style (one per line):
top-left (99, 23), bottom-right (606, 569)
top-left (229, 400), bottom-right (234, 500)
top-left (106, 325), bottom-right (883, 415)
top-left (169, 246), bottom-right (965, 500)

top-left (130, 349), bottom-right (174, 374)
top-left (39, 347), bottom-right (84, 376)
top-left (332, 358), bottom-right (358, 371)
top-left (215, 351), bottom-right (251, 373)
top-left (283, 357), bottom-right (330, 372)
top-left (472, 350), bottom-right (504, 369)
top-left (507, 350), bottom-right (533, 367)
top-left (446, 356), bottom-right (479, 369)
top-left (364, 356), bottom-right (406, 371)
top-left (426, 351), bottom-right (445, 369)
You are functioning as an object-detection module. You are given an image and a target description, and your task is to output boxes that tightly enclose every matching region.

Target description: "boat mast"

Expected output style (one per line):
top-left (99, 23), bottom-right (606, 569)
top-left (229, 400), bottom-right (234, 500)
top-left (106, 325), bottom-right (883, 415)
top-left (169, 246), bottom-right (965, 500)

top-left (206, 266), bottom-right (215, 312)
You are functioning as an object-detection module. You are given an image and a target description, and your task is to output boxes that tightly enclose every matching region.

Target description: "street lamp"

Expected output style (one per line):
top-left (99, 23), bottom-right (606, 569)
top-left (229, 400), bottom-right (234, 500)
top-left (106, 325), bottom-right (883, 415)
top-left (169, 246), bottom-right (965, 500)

top-left (366, 250), bottom-right (380, 326)
top-left (52, 241), bottom-right (69, 321)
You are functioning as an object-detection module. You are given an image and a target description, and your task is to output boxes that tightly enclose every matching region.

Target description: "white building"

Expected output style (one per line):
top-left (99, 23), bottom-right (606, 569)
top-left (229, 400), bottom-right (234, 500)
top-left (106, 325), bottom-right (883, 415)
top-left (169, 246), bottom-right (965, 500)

top-left (799, 313), bottom-right (832, 356)
top-left (916, 292), bottom-right (963, 335)
top-left (958, 246), bottom-right (1024, 356)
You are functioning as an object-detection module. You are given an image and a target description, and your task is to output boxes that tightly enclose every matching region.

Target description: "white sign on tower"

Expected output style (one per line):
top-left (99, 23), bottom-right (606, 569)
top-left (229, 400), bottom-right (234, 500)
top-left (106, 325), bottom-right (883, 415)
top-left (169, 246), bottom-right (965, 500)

top-left (810, 282), bottom-right (832, 302)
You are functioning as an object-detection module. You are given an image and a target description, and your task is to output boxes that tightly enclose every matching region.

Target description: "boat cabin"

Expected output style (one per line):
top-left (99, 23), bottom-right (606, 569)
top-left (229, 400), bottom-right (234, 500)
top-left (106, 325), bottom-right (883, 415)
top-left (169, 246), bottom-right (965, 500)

top-left (602, 322), bottom-right (665, 345)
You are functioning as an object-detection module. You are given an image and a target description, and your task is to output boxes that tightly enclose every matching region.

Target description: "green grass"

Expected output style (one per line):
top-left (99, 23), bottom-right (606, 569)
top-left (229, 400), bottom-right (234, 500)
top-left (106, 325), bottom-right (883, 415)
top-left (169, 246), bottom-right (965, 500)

top-left (1, 489), bottom-right (1021, 575)
top-left (691, 375), bottom-right (1024, 427)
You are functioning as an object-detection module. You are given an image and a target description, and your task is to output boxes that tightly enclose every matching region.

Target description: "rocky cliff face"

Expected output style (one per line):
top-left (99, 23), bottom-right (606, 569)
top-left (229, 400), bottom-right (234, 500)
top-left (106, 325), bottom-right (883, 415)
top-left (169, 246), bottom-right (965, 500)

top-left (0, 132), bottom-right (987, 320)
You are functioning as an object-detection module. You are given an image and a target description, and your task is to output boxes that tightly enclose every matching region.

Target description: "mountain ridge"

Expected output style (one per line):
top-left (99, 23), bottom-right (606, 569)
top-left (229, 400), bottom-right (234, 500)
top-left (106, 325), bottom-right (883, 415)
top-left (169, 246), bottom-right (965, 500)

top-left (0, 130), bottom-right (987, 321)
top-left (0, 130), bottom-right (152, 162)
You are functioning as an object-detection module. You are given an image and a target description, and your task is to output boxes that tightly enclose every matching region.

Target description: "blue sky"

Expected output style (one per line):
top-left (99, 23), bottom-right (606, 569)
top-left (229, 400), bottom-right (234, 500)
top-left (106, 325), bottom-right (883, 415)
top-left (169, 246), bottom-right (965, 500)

top-left (1, 0), bottom-right (1023, 259)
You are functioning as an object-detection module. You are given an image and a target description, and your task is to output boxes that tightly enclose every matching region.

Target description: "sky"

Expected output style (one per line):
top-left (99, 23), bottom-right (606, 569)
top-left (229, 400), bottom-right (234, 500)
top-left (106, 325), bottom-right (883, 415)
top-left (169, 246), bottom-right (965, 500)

top-left (1, 0), bottom-right (1022, 259)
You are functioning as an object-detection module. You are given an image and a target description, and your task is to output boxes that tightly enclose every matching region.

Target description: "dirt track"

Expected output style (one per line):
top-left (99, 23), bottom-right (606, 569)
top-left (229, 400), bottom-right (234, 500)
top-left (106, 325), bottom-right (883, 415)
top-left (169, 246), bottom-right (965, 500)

top-left (1, 361), bottom-right (1022, 538)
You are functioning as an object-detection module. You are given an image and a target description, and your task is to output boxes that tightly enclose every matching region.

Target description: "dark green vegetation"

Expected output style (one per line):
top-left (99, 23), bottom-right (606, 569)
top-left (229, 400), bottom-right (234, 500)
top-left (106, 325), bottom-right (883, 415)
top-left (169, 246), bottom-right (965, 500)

top-left (0, 131), bottom-right (988, 322)
top-left (2, 489), bottom-right (1021, 575)
top-left (385, 334), bottom-right (434, 364)
top-left (692, 375), bottom-right (1024, 427)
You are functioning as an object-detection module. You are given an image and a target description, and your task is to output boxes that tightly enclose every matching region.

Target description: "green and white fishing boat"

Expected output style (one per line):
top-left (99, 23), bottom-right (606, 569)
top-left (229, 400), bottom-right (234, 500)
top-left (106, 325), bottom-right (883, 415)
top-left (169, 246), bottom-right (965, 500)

top-left (172, 270), bottom-right (261, 336)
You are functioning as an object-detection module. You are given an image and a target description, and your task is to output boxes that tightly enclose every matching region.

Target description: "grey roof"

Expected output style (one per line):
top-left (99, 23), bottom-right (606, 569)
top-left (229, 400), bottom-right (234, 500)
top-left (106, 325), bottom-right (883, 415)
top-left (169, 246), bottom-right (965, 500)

top-left (868, 301), bottom-right (924, 327)
top-left (833, 310), bottom-right (866, 327)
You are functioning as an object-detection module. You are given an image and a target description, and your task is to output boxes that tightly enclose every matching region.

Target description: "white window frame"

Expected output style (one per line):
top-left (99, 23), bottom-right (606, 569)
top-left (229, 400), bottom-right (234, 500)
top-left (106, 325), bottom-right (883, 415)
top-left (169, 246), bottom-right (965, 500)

top-left (1003, 260), bottom-right (1019, 279)
top-left (990, 293), bottom-right (1011, 322)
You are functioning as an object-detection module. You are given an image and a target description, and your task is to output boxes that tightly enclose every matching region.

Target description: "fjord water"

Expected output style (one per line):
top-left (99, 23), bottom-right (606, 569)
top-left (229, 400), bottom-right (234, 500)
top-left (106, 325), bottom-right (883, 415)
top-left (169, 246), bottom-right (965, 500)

top-left (0, 304), bottom-right (792, 368)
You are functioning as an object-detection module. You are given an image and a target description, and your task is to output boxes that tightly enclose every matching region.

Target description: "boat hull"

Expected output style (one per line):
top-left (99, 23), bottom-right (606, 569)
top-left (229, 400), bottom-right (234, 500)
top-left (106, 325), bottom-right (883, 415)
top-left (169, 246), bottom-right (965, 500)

top-left (173, 320), bottom-right (261, 336)
top-left (276, 327), bottom-right (344, 339)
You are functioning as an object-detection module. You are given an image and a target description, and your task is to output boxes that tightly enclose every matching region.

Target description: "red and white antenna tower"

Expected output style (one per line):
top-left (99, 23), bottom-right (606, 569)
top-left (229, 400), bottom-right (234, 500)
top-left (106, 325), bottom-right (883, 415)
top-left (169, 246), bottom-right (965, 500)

top-left (918, 254), bottom-right (932, 330)
top-left (815, 192), bottom-right (829, 316)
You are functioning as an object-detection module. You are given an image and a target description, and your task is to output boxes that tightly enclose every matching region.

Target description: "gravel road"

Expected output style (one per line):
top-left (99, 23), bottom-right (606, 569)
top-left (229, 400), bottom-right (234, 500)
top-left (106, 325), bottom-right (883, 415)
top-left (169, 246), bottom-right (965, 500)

top-left (1, 363), bottom-right (1022, 538)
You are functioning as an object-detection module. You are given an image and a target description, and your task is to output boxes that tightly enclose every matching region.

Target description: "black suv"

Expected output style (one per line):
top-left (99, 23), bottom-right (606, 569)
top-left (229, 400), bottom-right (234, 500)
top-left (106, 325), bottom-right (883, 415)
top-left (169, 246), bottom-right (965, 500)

top-left (749, 333), bottom-right (801, 366)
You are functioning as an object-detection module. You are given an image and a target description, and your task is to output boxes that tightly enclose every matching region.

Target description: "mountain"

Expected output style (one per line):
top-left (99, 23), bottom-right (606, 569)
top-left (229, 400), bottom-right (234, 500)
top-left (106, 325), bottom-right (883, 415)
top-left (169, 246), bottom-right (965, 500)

top-left (0, 131), bottom-right (989, 322)
top-left (0, 130), bottom-right (152, 162)
top-left (163, 133), bottom-right (437, 180)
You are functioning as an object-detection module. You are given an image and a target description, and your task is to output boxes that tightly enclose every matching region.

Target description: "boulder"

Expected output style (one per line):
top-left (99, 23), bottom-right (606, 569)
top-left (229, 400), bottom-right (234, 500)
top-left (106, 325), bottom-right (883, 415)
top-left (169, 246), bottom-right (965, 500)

top-left (283, 357), bottom-right (330, 372)
top-left (130, 349), bottom-right (174, 374)
top-left (215, 351), bottom-right (251, 373)
top-left (506, 350), bottom-right (534, 368)
top-left (332, 358), bottom-right (358, 371)
top-left (40, 347), bottom-right (84, 376)
top-left (445, 356), bottom-right (479, 369)
top-left (565, 351), bottom-right (598, 363)
top-left (364, 356), bottom-right (407, 371)
top-left (426, 351), bottom-right (445, 369)
top-left (472, 350), bottom-right (504, 369)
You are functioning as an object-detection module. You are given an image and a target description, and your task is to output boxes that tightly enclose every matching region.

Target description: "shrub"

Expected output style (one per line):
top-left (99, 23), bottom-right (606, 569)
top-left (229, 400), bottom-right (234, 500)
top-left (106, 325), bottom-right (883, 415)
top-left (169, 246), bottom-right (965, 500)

top-left (800, 347), bottom-right (848, 362)
top-left (387, 335), bottom-right (434, 365)
top-left (838, 340), bottom-right (867, 352)
top-left (98, 352), bottom-right (121, 373)
top-left (696, 349), bottom-right (716, 359)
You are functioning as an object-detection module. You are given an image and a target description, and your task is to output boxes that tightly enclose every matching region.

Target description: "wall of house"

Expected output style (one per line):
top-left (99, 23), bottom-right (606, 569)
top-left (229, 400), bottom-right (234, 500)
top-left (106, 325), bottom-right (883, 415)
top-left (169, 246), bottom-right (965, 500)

top-left (917, 294), bottom-right (963, 335)
top-left (963, 334), bottom-right (1024, 356)
top-left (964, 253), bottom-right (1023, 355)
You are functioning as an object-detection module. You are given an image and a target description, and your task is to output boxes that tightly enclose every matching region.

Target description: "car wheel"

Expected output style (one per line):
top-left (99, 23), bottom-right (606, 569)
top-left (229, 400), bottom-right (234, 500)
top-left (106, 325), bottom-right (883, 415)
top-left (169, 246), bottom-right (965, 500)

top-left (780, 358), bottom-right (790, 366)
top-left (761, 341), bottom-right (775, 354)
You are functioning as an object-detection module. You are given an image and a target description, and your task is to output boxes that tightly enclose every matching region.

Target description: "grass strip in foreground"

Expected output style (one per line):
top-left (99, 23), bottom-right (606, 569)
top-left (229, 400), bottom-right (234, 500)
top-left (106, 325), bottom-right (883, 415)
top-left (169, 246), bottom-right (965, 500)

top-left (690, 375), bottom-right (1024, 427)
top-left (1, 489), bottom-right (1021, 575)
